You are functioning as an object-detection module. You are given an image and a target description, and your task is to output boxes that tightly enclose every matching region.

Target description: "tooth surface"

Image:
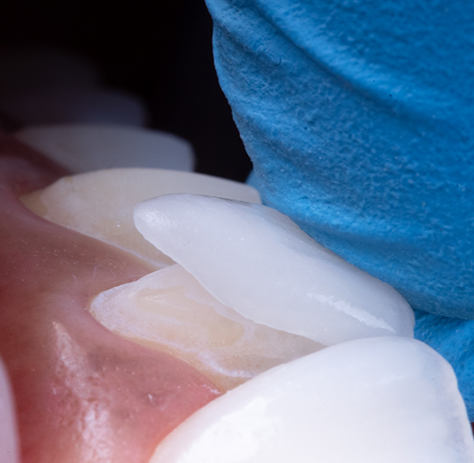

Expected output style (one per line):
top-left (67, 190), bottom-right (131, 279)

top-left (149, 337), bottom-right (474, 463)
top-left (134, 194), bottom-right (414, 345)
top-left (0, 358), bottom-right (19, 463)
top-left (21, 169), bottom-right (260, 269)
top-left (90, 264), bottom-right (323, 391)
top-left (15, 124), bottom-right (194, 173)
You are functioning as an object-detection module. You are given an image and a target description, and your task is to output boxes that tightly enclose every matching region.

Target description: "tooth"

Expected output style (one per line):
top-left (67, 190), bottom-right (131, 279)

top-left (0, 47), bottom-right (148, 127)
top-left (90, 263), bottom-right (323, 391)
top-left (20, 168), bottom-right (260, 268)
top-left (0, 46), bottom-right (101, 96)
top-left (6, 151), bottom-right (470, 461)
top-left (2, 147), bottom-right (221, 462)
top-left (0, 358), bottom-right (19, 463)
top-left (149, 337), bottom-right (474, 463)
top-left (134, 194), bottom-right (414, 345)
top-left (3, 45), bottom-right (466, 461)
top-left (0, 88), bottom-right (148, 127)
top-left (15, 124), bottom-right (195, 173)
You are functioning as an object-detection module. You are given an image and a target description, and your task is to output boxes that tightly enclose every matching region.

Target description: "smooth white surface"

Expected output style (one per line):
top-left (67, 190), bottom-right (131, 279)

top-left (0, 359), bottom-right (19, 463)
top-left (134, 195), bottom-right (414, 345)
top-left (16, 124), bottom-right (194, 173)
top-left (150, 337), bottom-right (474, 463)
top-left (21, 169), bottom-right (260, 269)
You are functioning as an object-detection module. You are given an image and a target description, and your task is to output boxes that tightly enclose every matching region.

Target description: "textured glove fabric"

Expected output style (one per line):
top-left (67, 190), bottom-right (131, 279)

top-left (205, 0), bottom-right (474, 417)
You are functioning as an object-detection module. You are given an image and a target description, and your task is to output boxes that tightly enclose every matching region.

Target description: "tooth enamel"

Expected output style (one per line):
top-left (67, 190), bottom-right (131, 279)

top-left (149, 337), bottom-right (474, 463)
top-left (0, 358), bottom-right (19, 463)
top-left (134, 194), bottom-right (414, 345)
top-left (20, 169), bottom-right (260, 269)
top-left (90, 264), bottom-right (323, 391)
top-left (15, 125), bottom-right (195, 173)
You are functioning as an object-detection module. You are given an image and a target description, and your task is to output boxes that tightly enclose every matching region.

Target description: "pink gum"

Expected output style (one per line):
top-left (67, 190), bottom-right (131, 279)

top-left (0, 134), bottom-right (221, 463)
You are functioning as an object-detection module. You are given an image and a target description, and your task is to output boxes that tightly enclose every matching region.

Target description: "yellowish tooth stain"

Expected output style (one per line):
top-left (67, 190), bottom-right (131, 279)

top-left (91, 265), bottom-right (324, 392)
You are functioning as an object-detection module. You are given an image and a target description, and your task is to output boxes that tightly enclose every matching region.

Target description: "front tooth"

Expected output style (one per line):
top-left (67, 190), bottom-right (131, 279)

top-left (149, 337), bottom-right (474, 463)
top-left (0, 46), bottom-right (101, 96)
top-left (90, 263), bottom-right (323, 391)
top-left (1, 87), bottom-right (148, 127)
top-left (20, 169), bottom-right (260, 269)
top-left (134, 194), bottom-right (414, 345)
top-left (15, 124), bottom-right (195, 173)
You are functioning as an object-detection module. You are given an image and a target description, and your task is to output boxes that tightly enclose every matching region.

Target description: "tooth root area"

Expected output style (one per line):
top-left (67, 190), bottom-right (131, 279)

top-left (90, 264), bottom-right (323, 391)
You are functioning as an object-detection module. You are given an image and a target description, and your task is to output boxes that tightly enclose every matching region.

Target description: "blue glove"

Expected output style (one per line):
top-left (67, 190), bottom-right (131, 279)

top-left (205, 0), bottom-right (474, 418)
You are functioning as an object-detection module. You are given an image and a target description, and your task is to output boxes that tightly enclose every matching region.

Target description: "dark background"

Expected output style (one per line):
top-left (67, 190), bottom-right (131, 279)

top-left (0, 0), bottom-right (252, 181)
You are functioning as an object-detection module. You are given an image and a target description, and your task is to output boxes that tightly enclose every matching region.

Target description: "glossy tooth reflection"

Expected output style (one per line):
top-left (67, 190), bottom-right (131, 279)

top-left (90, 264), bottom-right (323, 391)
top-left (21, 168), bottom-right (260, 269)
top-left (15, 124), bottom-right (195, 173)
top-left (150, 337), bottom-right (474, 463)
top-left (134, 194), bottom-right (414, 346)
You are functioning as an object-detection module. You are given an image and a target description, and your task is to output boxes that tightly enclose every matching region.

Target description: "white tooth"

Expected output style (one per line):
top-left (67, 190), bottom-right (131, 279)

top-left (1, 88), bottom-right (147, 126)
top-left (133, 195), bottom-right (414, 345)
top-left (21, 170), bottom-right (260, 269)
top-left (149, 337), bottom-right (474, 463)
top-left (0, 46), bottom-right (101, 95)
top-left (15, 124), bottom-right (194, 173)
top-left (90, 264), bottom-right (323, 391)
top-left (0, 359), bottom-right (19, 463)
